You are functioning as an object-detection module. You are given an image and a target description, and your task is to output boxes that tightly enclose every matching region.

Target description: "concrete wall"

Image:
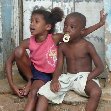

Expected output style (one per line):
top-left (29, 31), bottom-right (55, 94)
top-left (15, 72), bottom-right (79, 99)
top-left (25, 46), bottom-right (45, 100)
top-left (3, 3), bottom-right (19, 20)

top-left (104, 0), bottom-right (111, 71)
top-left (0, 1), bottom-right (3, 75)
top-left (0, 0), bottom-right (19, 78)
top-left (0, 0), bottom-right (13, 78)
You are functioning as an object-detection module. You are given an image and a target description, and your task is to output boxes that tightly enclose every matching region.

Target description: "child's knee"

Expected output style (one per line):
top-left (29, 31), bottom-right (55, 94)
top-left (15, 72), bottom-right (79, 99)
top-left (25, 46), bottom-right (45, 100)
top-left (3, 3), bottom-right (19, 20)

top-left (91, 88), bottom-right (102, 98)
top-left (28, 89), bottom-right (38, 99)
top-left (14, 47), bottom-right (24, 59)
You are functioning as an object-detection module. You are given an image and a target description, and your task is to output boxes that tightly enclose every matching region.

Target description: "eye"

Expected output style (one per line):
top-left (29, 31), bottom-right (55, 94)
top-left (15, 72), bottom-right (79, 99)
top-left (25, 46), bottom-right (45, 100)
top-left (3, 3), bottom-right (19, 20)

top-left (71, 26), bottom-right (74, 29)
top-left (71, 25), bottom-right (76, 29)
top-left (35, 20), bottom-right (38, 23)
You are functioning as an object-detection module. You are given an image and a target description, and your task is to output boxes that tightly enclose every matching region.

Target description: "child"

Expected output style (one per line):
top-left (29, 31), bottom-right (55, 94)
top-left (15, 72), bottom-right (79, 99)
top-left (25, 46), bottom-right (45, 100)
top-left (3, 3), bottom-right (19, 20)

top-left (38, 12), bottom-right (104, 111)
top-left (6, 7), bottom-right (64, 111)
top-left (5, 8), bottom-right (106, 111)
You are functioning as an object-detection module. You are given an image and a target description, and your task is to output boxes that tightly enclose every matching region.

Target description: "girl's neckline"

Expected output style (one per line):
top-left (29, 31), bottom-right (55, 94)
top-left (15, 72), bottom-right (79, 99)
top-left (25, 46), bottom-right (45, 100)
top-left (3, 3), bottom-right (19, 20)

top-left (33, 34), bottom-right (51, 44)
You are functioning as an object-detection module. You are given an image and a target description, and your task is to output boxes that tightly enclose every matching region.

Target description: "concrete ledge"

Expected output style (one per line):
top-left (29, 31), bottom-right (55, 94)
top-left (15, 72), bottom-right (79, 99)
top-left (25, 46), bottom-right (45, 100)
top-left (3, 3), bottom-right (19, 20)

top-left (0, 90), bottom-right (111, 111)
top-left (0, 71), bottom-right (111, 111)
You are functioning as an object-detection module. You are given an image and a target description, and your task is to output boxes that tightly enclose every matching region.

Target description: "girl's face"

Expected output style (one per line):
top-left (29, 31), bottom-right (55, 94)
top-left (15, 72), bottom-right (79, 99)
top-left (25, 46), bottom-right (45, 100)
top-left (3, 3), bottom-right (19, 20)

top-left (30, 14), bottom-right (49, 36)
top-left (63, 16), bottom-right (83, 41)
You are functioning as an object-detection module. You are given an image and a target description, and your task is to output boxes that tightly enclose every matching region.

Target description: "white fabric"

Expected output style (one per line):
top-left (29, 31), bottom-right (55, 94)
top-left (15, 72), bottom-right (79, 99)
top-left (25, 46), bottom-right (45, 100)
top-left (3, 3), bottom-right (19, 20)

top-left (38, 72), bottom-right (100, 104)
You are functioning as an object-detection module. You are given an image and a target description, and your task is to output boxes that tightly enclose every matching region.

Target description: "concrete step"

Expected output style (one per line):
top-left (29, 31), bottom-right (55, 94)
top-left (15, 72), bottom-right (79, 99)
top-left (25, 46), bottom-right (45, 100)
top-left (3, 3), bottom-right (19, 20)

top-left (0, 89), bottom-right (111, 111)
top-left (0, 71), bottom-right (111, 111)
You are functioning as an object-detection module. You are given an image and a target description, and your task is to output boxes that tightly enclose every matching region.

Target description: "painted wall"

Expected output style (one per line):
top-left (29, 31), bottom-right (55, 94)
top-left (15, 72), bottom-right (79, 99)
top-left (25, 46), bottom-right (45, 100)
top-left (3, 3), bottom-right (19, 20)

top-left (0, 0), bottom-right (13, 78)
top-left (0, 1), bottom-right (3, 73)
top-left (0, 0), bottom-right (19, 78)
top-left (104, 0), bottom-right (111, 71)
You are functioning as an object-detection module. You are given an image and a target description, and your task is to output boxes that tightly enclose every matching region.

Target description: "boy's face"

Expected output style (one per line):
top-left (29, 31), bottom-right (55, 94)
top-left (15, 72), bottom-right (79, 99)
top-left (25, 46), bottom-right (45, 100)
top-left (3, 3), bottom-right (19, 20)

top-left (63, 16), bottom-right (83, 40)
top-left (30, 14), bottom-right (50, 36)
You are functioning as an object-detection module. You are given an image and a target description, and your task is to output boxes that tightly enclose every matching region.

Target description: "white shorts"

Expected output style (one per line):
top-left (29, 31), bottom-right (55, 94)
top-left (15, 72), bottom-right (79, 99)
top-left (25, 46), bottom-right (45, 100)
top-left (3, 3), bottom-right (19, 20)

top-left (38, 72), bottom-right (100, 104)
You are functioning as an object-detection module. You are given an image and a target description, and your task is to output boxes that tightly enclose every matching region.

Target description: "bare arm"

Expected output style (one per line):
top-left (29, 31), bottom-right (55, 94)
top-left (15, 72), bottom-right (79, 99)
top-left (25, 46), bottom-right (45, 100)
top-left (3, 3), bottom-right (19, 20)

top-left (5, 52), bottom-right (15, 88)
top-left (83, 10), bottom-right (107, 37)
top-left (87, 43), bottom-right (104, 81)
top-left (51, 44), bottom-right (64, 92)
top-left (19, 38), bottom-right (29, 49)
top-left (5, 38), bottom-right (29, 97)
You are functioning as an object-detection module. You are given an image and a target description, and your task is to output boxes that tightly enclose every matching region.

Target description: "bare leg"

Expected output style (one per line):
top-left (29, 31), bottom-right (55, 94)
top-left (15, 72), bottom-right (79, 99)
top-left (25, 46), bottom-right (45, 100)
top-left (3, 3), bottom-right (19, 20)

top-left (14, 47), bottom-right (32, 96)
top-left (24, 80), bottom-right (45, 111)
top-left (36, 95), bottom-right (48, 111)
top-left (85, 80), bottom-right (102, 111)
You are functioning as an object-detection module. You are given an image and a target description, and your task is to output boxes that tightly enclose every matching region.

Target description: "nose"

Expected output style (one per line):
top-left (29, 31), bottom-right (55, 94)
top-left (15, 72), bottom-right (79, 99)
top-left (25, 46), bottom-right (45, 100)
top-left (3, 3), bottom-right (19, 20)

top-left (64, 26), bottom-right (70, 34)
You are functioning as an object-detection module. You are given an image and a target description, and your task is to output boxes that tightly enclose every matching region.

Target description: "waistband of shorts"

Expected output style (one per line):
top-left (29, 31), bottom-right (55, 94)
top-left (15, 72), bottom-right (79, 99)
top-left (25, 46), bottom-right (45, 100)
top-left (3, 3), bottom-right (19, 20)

top-left (67, 72), bottom-right (90, 75)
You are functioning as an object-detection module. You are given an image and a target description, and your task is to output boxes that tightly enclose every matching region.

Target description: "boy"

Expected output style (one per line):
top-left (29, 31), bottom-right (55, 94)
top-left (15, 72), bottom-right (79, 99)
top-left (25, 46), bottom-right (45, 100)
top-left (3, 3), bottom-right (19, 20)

top-left (38, 12), bottom-right (104, 111)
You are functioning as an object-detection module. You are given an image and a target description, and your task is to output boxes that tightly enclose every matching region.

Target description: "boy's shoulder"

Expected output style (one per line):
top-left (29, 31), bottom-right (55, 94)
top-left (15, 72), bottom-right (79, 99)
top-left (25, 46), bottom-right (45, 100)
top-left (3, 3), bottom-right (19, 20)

top-left (78, 39), bottom-right (95, 50)
top-left (82, 39), bottom-right (94, 45)
top-left (82, 39), bottom-right (96, 51)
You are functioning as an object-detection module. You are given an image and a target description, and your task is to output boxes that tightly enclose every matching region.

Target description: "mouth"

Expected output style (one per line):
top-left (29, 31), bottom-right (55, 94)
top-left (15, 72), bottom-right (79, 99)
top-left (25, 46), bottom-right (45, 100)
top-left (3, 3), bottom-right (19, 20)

top-left (63, 33), bottom-right (70, 42)
top-left (64, 32), bottom-right (70, 35)
top-left (30, 27), bottom-right (35, 33)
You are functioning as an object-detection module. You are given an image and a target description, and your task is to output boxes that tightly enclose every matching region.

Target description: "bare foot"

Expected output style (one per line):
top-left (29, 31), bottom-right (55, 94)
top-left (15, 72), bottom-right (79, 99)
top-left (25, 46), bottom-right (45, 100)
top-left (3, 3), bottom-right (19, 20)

top-left (23, 81), bottom-right (32, 96)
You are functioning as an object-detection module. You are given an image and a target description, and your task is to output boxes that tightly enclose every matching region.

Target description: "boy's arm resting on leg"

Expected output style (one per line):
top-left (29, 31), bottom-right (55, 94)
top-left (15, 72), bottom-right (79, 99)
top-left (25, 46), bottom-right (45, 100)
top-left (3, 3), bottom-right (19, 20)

top-left (86, 43), bottom-right (104, 82)
top-left (82, 10), bottom-right (107, 37)
top-left (50, 44), bottom-right (64, 93)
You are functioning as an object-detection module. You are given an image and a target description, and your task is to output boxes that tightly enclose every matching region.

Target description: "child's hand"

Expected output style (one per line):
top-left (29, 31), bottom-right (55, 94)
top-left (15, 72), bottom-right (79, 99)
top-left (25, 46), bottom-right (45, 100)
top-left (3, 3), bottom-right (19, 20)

top-left (99, 9), bottom-right (107, 26)
top-left (12, 85), bottom-right (25, 98)
top-left (50, 80), bottom-right (61, 93)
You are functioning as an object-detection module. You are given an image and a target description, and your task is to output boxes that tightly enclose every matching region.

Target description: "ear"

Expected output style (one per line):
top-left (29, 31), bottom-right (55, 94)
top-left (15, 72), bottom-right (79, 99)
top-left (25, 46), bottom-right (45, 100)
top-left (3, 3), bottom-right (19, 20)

top-left (46, 24), bottom-right (52, 31)
top-left (80, 28), bottom-right (85, 36)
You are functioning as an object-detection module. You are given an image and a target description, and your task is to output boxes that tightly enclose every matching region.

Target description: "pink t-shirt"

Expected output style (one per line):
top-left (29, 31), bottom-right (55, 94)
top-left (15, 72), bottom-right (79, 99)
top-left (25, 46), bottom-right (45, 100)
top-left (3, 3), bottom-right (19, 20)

top-left (29, 34), bottom-right (57, 73)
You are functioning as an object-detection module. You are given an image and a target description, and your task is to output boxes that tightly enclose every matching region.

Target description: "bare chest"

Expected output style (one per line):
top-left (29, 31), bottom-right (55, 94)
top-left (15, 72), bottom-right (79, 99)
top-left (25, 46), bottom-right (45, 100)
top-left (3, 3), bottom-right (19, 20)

top-left (64, 45), bottom-right (88, 59)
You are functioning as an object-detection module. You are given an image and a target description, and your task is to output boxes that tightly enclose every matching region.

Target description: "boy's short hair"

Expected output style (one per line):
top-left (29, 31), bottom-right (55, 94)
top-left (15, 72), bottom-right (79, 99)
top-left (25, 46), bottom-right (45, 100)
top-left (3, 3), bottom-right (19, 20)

top-left (67, 12), bottom-right (86, 28)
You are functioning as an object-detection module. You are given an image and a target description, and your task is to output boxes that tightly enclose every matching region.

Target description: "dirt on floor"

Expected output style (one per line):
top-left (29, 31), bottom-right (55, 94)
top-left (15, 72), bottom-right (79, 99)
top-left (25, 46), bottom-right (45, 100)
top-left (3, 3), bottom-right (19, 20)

top-left (0, 94), bottom-right (26, 111)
